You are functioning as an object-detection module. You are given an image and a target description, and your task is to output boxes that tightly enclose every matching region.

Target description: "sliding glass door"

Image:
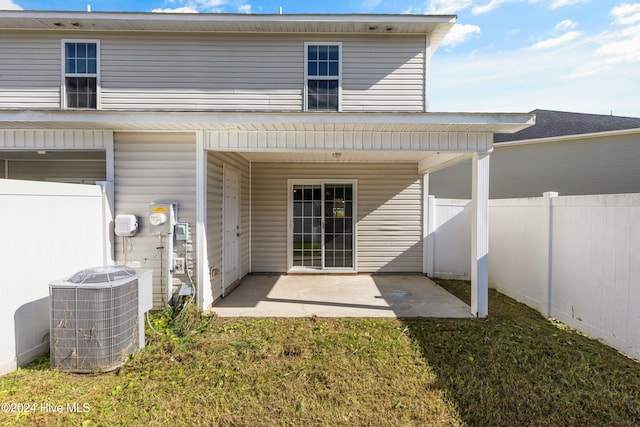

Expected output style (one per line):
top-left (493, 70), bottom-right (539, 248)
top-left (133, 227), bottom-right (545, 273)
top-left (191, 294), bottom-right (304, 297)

top-left (290, 181), bottom-right (355, 271)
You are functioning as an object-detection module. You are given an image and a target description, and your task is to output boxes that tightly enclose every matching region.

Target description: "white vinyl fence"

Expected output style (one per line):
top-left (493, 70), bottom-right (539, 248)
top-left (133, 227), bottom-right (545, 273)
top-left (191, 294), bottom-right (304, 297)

top-left (0, 179), bottom-right (112, 375)
top-left (429, 193), bottom-right (640, 360)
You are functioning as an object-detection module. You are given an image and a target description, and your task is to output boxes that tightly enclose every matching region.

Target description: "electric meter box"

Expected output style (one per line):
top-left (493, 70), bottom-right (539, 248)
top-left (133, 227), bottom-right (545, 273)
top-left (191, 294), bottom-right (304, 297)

top-left (149, 202), bottom-right (177, 235)
top-left (115, 214), bottom-right (138, 237)
top-left (174, 222), bottom-right (190, 241)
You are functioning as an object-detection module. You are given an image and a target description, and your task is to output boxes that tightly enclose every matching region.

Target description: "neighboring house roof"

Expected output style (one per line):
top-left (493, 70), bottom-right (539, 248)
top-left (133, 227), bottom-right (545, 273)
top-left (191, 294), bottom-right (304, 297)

top-left (494, 109), bottom-right (640, 143)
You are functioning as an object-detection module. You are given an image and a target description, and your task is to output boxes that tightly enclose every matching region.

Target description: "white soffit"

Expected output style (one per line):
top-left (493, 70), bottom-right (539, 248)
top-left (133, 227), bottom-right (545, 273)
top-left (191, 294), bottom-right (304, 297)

top-left (0, 111), bottom-right (536, 133)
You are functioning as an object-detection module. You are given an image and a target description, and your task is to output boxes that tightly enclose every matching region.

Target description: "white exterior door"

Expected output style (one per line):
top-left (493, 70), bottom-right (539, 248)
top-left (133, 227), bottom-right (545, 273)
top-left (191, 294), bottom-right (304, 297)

top-left (223, 164), bottom-right (241, 293)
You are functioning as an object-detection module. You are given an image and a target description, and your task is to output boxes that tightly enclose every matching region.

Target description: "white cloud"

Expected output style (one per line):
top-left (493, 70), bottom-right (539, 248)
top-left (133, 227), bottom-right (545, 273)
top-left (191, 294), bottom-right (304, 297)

top-left (198, 0), bottom-right (226, 7)
top-left (550, 0), bottom-right (589, 9)
top-left (152, 6), bottom-right (199, 13)
top-left (568, 25), bottom-right (640, 77)
top-left (238, 3), bottom-right (251, 13)
top-left (428, 0), bottom-right (473, 14)
top-left (529, 30), bottom-right (581, 49)
top-left (611, 3), bottom-right (640, 25)
top-left (0, 0), bottom-right (22, 10)
top-left (555, 19), bottom-right (577, 30)
top-left (472, 0), bottom-right (508, 15)
top-left (152, 0), bottom-right (226, 13)
top-left (363, 0), bottom-right (382, 11)
top-left (441, 23), bottom-right (481, 47)
top-left (430, 39), bottom-right (640, 116)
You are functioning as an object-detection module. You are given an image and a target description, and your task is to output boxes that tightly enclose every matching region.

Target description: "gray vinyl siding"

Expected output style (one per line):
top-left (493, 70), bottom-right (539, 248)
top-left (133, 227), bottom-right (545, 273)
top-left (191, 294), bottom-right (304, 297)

top-left (251, 162), bottom-right (422, 273)
top-left (113, 132), bottom-right (197, 308)
top-left (206, 152), bottom-right (250, 302)
top-left (4, 160), bottom-right (105, 182)
top-left (0, 34), bottom-right (60, 109)
top-left (341, 37), bottom-right (424, 112)
top-left (429, 133), bottom-right (640, 199)
top-left (0, 31), bottom-right (426, 112)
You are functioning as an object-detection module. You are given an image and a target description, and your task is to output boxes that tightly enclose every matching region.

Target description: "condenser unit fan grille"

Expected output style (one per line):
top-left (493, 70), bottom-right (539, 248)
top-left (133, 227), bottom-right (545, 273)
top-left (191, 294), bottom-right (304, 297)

top-left (50, 278), bottom-right (139, 373)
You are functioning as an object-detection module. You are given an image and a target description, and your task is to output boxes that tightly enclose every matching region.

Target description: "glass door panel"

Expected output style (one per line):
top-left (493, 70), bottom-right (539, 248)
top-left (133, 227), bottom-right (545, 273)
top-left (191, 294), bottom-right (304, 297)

top-left (291, 182), bottom-right (354, 270)
top-left (323, 183), bottom-right (353, 268)
top-left (292, 185), bottom-right (322, 267)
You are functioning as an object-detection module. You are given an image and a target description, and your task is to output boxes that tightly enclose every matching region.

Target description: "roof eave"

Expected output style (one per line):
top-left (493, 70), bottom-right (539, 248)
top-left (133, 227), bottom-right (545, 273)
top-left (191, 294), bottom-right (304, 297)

top-left (496, 127), bottom-right (640, 147)
top-left (0, 110), bottom-right (535, 133)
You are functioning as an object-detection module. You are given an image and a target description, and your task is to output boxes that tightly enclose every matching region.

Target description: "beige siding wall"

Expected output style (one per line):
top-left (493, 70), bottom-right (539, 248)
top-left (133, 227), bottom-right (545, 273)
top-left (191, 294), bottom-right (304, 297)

top-left (341, 36), bottom-right (424, 112)
top-left (0, 31), bottom-right (425, 112)
top-left (206, 152), bottom-right (250, 302)
top-left (430, 133), bottom-right (640, 199)
top-left (4, 160), bottom-right (105, 182)
top-left (113, 132), bottom-right (197, 308)
top-left (0, 34), bottom-right (60, 109)
top-left (251, 162), bottom-right (422, 273)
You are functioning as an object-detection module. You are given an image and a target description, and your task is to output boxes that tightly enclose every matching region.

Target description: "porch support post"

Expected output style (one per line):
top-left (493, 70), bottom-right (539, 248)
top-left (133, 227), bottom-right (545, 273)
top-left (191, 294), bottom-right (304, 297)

top-left (196, 131), bottom-right (212, 310)
top-left (422, 173), bottom-right (435, 276)
top-left (103, 132), bottom-right (115, 264)
top-left (422, 173), bottom-right (428, 274)
top-left (471, 152), bottom-right (490, 317)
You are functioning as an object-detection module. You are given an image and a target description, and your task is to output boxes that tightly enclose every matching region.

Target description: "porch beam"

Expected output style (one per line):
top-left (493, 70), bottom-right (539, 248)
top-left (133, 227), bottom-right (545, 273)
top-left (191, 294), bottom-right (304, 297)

top-left (205, 131), bottom-right (493, 153)
top-left (418, 152), bottom-right (471, 174)
top-left (471, 152), bottom-right (490, 317)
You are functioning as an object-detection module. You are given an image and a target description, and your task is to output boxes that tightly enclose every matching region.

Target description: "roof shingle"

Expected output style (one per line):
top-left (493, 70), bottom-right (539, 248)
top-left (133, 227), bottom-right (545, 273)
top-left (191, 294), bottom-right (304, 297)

top-left (494, 109), bottom-right (640, 143)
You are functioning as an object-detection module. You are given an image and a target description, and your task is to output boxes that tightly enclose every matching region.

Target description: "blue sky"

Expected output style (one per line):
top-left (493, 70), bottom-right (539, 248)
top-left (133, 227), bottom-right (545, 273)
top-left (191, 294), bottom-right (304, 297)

top-left (3, 0), bottom-right (640, 117)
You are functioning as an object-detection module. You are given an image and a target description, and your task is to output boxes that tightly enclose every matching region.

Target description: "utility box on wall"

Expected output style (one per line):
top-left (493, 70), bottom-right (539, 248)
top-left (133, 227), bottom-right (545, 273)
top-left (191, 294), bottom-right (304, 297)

top-left (149, 202), bottom-right (177, 235)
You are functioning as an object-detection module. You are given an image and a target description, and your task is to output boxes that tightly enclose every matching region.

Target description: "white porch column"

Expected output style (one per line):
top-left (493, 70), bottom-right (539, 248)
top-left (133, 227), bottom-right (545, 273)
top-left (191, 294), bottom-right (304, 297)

top-left (471, 152), bottom-right (490, 317)
top-left (196, 131), bottom-right (213, 310)
top-left (102, 132), bottom-right (115, 264)
top-left (422, 173), bottom-right (432, 275)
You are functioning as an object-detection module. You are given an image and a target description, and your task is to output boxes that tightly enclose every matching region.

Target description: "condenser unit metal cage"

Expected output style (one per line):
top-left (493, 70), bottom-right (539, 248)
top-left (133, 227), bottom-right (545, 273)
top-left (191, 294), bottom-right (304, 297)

top-left (49, 266), bottom-right (140, 373)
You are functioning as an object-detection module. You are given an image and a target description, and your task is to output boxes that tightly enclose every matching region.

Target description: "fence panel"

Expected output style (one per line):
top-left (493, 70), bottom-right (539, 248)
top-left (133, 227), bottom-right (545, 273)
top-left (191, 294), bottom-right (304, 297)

top-left (430, 193), bottom-right (640, 359)
top-left (550, 194), bottom-right (640, 359)
top-left (1, 179), bottom-right (110, 375)
top-left (432, 199), bottom-right (470, 279)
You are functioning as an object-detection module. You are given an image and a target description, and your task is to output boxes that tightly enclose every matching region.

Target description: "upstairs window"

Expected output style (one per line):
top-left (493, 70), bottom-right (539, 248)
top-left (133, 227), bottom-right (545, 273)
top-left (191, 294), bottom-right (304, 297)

top-left (305, 43), bottom-right (341, 112)
top-left (62, 40), bottom-right (99, 109)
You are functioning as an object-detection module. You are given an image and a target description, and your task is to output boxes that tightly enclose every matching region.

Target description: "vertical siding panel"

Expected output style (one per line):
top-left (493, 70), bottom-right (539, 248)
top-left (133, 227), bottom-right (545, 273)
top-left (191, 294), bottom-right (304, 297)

top-left (251, 162), bottom-right (422, 273)
top-left (113, 132), bottom-right (197, 308)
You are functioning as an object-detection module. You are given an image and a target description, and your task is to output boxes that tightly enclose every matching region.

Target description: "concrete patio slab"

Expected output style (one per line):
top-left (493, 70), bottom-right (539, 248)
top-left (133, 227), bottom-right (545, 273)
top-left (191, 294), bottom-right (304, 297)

top-left (211, 274), bottom-right (473, 318)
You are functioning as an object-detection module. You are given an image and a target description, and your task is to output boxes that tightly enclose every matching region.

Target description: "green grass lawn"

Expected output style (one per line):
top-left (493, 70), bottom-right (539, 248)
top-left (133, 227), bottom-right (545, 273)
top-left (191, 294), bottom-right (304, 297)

top-left (1, 280), bottom-right (639, 426)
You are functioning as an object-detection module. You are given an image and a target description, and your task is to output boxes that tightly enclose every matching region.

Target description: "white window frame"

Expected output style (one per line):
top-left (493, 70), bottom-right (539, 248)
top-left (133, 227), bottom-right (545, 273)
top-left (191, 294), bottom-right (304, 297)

top-left (61, 39), bottom-right (101, 110)
top-left (303, 42), bottom-right (342, 112)
top-left (287, 179), bottom-right (357, 273)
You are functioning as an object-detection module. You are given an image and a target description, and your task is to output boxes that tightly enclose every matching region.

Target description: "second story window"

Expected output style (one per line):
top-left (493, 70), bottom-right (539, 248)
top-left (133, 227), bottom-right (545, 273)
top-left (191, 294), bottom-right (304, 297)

top-left (305, 43), bottom-right (341, 112)
top-left (62, 40), bottom-right (99, 109)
